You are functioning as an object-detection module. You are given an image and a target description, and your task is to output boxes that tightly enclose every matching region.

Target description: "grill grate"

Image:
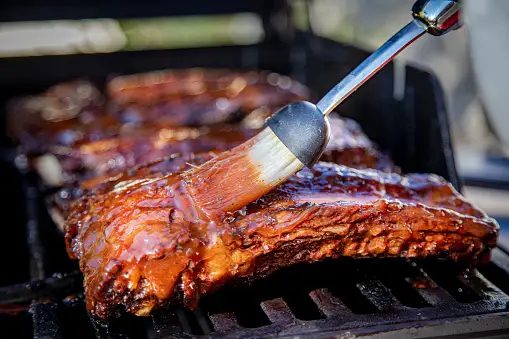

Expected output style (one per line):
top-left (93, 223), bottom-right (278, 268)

top-left (25, 257), bottom-right (509, 338)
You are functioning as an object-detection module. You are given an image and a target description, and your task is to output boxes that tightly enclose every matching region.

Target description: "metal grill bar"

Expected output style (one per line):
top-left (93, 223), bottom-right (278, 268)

top-left (208, 312), bottom-right (239, 333)
top-left (308, 288), bottom-right (352, 318)
top-left (260, 298), bottom-right (295, 324)
top-left (152, 309), bottom-right (185, 338)
top-left (30, 302), bottom-right (61, 339)
top-left (22, 174), bottom-right (45, 280)
top-left (356, 280), bottom-right (403, 312)
top-left (194, 309), bottom-right (213, 335)
top-left (459, 270), bottom-right (502, 299)
top-left (0, 272), bottom-right (81, 305)
top-left (176, 309), bottom-right (194, 334)
top-left (21, 172), bottom-right (66, 339)
top-left (491, 248), bottom-right (509, 274)
top-left (407, 275), bottom-right (457, 306)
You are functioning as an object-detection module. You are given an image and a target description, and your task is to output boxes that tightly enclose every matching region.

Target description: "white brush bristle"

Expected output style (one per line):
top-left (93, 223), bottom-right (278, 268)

top-left (249, 128), bottom-right (304, 186)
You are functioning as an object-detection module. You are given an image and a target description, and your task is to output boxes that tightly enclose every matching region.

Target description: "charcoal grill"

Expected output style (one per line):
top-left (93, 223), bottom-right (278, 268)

top-left (1, 1), bottom-right (508, 338)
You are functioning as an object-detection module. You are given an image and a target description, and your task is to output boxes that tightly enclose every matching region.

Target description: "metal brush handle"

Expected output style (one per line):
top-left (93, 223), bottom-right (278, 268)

top-left (316, 0), bottom-right (461, 116)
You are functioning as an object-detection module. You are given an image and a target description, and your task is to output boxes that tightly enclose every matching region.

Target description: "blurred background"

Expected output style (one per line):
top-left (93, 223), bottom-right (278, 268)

top-left (0, 0), bottom-right (507, 237)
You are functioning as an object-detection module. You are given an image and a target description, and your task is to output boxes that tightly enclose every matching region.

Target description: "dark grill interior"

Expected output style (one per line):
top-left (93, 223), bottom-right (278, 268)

top-left (1, 1), bottom-right (509, 337)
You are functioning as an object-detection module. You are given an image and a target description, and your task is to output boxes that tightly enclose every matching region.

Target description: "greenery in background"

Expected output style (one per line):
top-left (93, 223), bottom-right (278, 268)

top-left (290, 0), bottom-right (309, 31)
top-left (119, 14), bottom-right (262, 51)
top-left (120, 16), bottom-right (230, 50)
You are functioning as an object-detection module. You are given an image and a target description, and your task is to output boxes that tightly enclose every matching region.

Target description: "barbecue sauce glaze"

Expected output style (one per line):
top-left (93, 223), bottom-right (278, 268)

top-left (65, 159), bottom-right (498, 318)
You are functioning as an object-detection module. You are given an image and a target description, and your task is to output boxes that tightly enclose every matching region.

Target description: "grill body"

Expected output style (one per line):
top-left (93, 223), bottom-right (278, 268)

top-left (0, 1), bottom-right (508, 338)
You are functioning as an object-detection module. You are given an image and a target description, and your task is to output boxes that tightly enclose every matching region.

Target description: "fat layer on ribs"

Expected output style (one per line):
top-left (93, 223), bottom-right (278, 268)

top-left (64, 154), bottom-right (498, 319)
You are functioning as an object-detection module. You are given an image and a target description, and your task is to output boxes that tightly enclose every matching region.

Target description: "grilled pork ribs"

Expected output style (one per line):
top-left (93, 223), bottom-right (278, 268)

top-left (64, 153), bottom-right (497, 318)
top-left (9, 70), bottom-right (307, 156)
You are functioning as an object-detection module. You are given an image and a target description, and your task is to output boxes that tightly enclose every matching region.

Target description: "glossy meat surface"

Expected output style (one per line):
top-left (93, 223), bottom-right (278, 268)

top-left (10, 70), bottom-right (307, 155)
top-left (39, 114), bottom-right (395, 188)
top-left (64, 157), bottom-right (498, 318)
top-left (49, 152), bottom-right (216, 227)
top-left (108, 69), bottom-right (309, 126)
top-left (47, 124), bottom-right (254, 185)
top-left (8, 81), bottom-right (112, 155)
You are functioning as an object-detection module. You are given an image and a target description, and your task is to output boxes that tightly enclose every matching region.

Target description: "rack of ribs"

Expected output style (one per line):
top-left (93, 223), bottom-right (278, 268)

top-left (9, 70), bottom-right (307, 156)
top-left (64, 153), bottom-right (498, 319)
top-left (107, 69), bottom-right (309, 126)
top-left (39, 115), bottom-right (395, 187)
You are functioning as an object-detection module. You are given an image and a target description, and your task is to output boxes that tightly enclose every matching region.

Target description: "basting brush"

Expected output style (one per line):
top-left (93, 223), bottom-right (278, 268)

top-left (182, 0), bottom-right (461, 219)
